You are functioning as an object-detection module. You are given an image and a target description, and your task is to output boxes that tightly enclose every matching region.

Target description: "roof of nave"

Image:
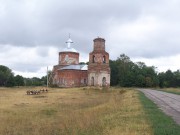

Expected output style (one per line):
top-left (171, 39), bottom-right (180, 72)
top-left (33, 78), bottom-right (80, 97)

top-left (60, 64), bottom-right (88, 70)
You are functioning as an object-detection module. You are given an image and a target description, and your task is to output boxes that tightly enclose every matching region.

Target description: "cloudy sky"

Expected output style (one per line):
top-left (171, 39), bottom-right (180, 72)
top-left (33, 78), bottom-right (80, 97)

top-left (0, 0), bottom-right (180, 77)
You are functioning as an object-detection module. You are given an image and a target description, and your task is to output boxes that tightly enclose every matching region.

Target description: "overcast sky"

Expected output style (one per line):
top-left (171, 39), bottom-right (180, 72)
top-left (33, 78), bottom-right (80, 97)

top-left (0, 0), bottom-right (180, 78)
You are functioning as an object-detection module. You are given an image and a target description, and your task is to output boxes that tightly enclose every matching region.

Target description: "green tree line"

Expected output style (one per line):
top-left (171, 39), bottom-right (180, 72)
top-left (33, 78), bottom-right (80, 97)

top-left (0, 54), bottom-right (179, 88)
top-left (0, 65), bottom-right (48, 87)
top-left (110, 54), bottom-right (180, 88)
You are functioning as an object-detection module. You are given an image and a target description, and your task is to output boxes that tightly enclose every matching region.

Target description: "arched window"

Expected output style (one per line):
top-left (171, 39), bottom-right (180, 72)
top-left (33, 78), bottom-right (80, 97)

top-left (84, 79), bottom-right (87, 85)
top-left (91, 77), bottom-right (94, 86)
top-left (103, 56), bottom-right (106, 63)
top-left (92, 55), bottom-right (95, 63)
top-left (59, 78), bottom-right (61, 84)
top-left (102, 77), bottom-right (106, 86)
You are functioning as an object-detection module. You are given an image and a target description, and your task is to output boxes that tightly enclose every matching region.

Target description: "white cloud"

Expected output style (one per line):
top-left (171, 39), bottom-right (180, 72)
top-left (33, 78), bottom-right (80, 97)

top-left (132, 54), bottom-right (180, 72)
top-left (0, 45), bottom-right (58, 76)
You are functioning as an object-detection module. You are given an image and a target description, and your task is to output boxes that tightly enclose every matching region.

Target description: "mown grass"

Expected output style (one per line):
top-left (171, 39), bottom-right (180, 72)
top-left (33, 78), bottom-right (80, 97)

top-left (139, 92), bottom-right (180, 135)
top-left (157, 88), bottom-right (180, 95)
top-left (0, 87), bottom-right (152, 135)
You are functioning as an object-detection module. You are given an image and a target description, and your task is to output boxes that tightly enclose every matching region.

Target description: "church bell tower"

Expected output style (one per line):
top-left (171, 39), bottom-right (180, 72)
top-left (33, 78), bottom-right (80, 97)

top-left (88, 37), bottom-right (110, 87)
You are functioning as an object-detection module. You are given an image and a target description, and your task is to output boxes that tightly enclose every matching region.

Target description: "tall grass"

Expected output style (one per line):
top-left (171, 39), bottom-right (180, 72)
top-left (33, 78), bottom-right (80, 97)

top-left (0, 87), bottom-right (152, 135)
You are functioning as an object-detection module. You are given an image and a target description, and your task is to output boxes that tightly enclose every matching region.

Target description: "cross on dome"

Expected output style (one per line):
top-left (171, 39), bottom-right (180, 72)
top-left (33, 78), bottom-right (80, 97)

top-left (66, 34), bottom-right (73, 49)
top-left (63, 34), bottom-right (77, 52)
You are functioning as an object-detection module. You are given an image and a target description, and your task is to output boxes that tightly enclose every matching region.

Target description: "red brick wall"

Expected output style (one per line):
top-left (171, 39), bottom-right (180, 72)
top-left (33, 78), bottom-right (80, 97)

top-left (59, 52), bottom-right (79, 65)
top-left (93, 38), bottom-right (105, 51)
top-left (89, 37), bottom-right (110, 72)
top-left (88, 37), bottom-right (110, 87)
top-left (57, 70), bottom-right (88, 87)
top-left (89, 52), bottom-right (109, 64)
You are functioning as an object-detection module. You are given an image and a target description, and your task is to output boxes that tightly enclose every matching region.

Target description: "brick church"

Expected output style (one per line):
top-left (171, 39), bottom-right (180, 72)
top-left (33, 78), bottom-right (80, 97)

top-left (52, 37), bottom-right (110, 87)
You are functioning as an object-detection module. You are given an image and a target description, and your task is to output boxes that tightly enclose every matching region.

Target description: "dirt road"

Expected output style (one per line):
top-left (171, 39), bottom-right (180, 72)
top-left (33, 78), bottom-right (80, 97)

top-left (138, 89), bottom-right (180, 125)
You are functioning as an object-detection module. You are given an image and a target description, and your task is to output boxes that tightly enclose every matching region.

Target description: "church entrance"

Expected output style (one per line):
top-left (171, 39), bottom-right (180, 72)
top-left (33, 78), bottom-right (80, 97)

top-left (102, 77), bottom-right (106, 86)
top-left (91, 77), bottom-right (94, 86)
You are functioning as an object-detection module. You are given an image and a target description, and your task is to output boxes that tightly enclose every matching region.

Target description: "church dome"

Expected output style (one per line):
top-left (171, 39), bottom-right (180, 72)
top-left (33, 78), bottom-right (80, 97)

top-left (63, 47), bottom-right (77, 52)
top-left (63, 37), bottom-right (78, 53)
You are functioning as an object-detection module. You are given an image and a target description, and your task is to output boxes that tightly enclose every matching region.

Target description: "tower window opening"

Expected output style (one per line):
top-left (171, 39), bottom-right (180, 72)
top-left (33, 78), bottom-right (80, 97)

top-left (93, 55), bottom-right (95, 63)
top-left (103, 56), bottom-right (106, 63)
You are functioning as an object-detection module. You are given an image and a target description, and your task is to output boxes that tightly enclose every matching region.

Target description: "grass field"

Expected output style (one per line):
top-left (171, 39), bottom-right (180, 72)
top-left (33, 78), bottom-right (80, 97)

top-left (0, 87), bottom-right (153, 135)
top-left (158, 88), bottom-right (180, 95)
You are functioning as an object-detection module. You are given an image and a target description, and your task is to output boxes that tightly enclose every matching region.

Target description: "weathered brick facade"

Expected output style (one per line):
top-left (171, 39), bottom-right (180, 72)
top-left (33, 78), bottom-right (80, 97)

top-left (54, 70), bottom-right (87, 87)
top-left (52, 52), bottom-right (80, 83)
top-left (88, 38), bottom-right (110, 87)
top-left (59, 52), bottom-right (79, 65)
top-left (52, 37), bottom-right (110, 87)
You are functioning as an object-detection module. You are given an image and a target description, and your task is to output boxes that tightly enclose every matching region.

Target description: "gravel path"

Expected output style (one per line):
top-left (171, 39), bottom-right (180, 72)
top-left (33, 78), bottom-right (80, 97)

top-left (138, 89), bottom-right (180, 125)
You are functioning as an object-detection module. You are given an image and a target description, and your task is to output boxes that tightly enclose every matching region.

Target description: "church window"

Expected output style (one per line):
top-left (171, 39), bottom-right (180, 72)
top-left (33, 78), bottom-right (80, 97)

top-left (84, 79), bottom-right (86, 84)
top-left (81, 79), bottom-right (83, 84)
top-left (65, 55), bottom-right (69, 62)
top-left (59, 79), bottom-right (61, 84)
top-left (59, 55), bottom-right (61, 61)
top-left (103, 56), bottom-right (106, 63)
top-left (92, 55), bottom-right (95, 63)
